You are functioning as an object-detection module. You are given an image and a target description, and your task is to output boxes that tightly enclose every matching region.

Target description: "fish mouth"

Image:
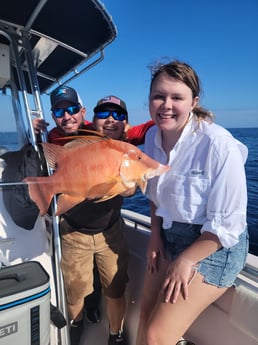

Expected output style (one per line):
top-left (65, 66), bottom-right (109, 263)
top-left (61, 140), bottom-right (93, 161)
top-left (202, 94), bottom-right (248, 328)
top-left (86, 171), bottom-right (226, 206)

top-left (146, 164), bottom-right (170, 179)
top-left (138, 164), bottom-right (170, 194)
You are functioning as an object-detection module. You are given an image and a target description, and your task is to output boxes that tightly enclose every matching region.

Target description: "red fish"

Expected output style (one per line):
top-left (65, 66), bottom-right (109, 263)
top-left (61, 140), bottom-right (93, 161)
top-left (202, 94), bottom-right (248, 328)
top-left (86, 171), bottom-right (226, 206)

top-left (23, 135), bottom-right (169, 216)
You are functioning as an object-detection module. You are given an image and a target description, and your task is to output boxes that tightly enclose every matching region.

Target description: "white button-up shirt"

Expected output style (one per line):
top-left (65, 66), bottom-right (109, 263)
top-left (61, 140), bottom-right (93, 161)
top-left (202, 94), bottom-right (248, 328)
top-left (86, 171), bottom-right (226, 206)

top-left (145, 117), bottom-right (248, 248)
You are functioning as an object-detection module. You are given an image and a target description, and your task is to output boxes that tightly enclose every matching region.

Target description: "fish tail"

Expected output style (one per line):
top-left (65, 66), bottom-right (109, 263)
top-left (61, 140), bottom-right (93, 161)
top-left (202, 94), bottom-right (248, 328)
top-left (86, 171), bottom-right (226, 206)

top-left (23, 177), bottom-right (53, 216)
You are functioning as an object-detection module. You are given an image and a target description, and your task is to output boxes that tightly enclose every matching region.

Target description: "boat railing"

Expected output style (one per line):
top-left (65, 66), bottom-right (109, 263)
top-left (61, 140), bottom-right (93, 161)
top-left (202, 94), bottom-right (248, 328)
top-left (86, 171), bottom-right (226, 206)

top-left (121, 209), bottom-right (151, 232)
top-left (239, 254), bottom-right (258, 287)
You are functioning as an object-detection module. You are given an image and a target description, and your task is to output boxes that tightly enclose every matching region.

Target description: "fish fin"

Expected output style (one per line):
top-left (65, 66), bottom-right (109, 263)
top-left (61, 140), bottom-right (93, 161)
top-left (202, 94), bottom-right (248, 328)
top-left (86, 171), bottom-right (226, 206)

top-left (23, 176), bottom-right (53, 216)
top-left (55, 194), bottom-right (86, 216)
top-left (78, 129), bottom-right (108, 137)
top-left (86, 178), bottom-right (118, 199)
top-left (120, 186), bottom-right (137, 197)
top-left (106, 176), bottom-right (122, 183)
top-left (54, 129), bottom-right (107, 143)
top-left (93, 184), bottom-right (137, 202)
top-left (62, 135), bottom-right (110, 149)
top-left (94, 194), bottom-right (118, 203)
top-left (41, 143), bottom-right (63, 169)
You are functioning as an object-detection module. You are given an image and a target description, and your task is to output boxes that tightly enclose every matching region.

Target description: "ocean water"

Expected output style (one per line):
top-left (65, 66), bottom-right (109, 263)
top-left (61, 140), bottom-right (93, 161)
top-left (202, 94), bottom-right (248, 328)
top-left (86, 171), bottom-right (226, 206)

top-left (123, 128), bottom-right (258, 256)
top-left (0, 132), bottom-right (19, 152)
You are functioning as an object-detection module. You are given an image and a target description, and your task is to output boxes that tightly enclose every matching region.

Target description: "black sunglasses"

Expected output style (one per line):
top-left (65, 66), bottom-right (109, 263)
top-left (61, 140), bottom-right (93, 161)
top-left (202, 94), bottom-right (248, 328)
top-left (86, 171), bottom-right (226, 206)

top-left (95, 111), bottom-right (127, 121)
top-left (52, 105), bottom-right (81, 118)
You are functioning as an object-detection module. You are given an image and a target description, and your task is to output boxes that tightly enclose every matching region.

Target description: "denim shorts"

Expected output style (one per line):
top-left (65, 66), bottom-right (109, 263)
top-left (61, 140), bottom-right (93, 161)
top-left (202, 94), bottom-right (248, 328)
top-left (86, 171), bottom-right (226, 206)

top-left (161, 222), bottom-right (249, 288)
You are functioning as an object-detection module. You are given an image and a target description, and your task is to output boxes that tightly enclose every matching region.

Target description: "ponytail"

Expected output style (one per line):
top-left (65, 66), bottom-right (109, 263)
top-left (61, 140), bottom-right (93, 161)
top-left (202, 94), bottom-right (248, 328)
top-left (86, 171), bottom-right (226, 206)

top-left (193, 105), bottom-right (214, 123)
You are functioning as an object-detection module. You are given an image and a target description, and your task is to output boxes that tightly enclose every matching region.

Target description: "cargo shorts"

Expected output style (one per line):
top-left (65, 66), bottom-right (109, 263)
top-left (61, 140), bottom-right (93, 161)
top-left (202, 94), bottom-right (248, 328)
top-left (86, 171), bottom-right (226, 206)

top-left (60, 217), bottom-right (129, 308)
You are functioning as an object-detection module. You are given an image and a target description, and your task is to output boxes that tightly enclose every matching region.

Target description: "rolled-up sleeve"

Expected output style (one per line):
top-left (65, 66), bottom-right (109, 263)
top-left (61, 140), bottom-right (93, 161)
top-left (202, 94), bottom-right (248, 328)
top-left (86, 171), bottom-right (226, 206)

top-left (202, 137), bottom-right (248, 248)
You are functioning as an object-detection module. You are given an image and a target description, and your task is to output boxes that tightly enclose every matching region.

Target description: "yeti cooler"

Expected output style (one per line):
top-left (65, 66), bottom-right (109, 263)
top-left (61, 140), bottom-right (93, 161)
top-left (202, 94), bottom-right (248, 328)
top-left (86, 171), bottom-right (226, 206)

top-left (0, 261), bottom-right (50, 345)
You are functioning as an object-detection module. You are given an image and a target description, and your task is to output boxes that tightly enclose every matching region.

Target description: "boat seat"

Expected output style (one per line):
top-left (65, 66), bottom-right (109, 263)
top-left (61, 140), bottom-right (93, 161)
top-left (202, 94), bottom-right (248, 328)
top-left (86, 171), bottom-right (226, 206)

top-left (185, 283), bottom-right (258, 345)
top-left (229, 285), bottom-right (258, 341)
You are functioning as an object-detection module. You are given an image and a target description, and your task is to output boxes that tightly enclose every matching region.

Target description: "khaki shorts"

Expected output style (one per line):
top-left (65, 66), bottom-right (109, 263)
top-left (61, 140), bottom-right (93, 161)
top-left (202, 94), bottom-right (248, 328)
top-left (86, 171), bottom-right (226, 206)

top-left (60, 217), bottom-right (129, 308)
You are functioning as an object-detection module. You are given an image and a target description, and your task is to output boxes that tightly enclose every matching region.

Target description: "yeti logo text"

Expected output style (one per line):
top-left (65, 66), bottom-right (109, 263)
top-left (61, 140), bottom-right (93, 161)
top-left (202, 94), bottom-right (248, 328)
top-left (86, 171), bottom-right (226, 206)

top-left (0, 322), bottom-right (18, 338)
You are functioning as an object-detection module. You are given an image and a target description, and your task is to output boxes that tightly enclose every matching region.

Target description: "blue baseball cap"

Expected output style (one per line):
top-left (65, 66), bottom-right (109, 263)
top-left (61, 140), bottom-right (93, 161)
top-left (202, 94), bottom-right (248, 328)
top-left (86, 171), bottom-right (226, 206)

top-left (51, 85), bottom-right (82, 108)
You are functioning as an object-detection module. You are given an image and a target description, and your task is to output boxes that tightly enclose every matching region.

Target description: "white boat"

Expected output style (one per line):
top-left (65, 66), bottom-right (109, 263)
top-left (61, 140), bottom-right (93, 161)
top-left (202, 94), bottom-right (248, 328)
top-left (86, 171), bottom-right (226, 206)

top-left (0, 1), bottom-right (257, 345)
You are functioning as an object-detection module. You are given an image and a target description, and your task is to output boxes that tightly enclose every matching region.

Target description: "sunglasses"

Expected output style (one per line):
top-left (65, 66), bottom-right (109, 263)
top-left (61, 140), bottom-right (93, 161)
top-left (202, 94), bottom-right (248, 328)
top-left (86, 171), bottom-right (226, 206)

top-left (52, 105), bottom-right (81, 118)
top-left (95, 111), bottom-right (127, 121)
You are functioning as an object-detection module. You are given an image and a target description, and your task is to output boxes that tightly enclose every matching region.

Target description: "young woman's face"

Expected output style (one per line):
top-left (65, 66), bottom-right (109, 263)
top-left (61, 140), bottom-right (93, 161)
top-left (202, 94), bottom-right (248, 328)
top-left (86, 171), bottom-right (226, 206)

top-left (149, 73), bottom-right (198, 132)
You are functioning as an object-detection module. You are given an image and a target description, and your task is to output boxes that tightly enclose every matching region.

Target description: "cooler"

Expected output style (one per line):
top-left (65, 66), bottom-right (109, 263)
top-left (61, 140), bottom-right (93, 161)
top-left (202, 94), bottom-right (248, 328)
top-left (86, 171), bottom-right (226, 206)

top-left (0, 261), bottom-right (50, 345)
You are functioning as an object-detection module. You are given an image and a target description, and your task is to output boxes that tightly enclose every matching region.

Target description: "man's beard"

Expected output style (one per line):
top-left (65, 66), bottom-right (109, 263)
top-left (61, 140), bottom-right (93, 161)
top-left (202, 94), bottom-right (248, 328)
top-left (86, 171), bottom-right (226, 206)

top-left (64, 130), bottom-right (79, 136)
top-left (63, 123), bottom-right (84, 136)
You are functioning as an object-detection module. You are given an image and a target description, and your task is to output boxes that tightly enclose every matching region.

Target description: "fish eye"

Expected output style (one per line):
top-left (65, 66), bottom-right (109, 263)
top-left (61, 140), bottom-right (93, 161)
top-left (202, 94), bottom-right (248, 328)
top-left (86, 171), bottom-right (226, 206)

top-left (127, 149), bottom-right (138, 160)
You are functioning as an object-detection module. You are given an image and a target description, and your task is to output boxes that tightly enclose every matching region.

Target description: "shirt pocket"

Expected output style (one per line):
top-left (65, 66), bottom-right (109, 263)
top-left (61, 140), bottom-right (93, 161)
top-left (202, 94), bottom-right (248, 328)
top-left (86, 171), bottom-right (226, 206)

top-left (170, 174), bottom-right (209, 202)
top-left (162, 174), bottom-right (210, 220)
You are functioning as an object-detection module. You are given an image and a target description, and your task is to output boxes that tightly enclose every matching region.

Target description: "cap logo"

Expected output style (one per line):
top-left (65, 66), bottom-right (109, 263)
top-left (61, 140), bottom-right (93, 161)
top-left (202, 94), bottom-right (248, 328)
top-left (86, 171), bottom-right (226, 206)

top-left (101, 96), bottom-right (120, 106)
top-left (56, 88), bottom-right (68, 96)
top-left (94, 95), bottom-right (127, 115)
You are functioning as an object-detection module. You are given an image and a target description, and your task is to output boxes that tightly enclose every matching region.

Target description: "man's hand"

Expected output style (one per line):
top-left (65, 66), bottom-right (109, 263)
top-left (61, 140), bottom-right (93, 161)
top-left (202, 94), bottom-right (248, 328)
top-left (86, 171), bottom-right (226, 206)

top-left (33, 118), bottom-right (49, 134)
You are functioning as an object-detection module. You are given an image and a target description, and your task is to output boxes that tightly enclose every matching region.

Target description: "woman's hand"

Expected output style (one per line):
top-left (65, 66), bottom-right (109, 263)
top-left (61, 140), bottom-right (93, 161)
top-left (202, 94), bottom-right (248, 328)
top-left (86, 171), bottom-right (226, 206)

top-left (160, 231), bottom-right (221, 303)
top-left (160, 256), bottom-right (196, 303)
top-left (146, 232), bottom-right (165, 273)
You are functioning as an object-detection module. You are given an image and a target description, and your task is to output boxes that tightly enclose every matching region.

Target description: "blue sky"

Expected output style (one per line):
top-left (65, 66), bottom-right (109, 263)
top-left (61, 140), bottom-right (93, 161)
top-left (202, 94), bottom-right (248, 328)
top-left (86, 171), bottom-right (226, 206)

top-left (42, 0), bottom-right (258, 129)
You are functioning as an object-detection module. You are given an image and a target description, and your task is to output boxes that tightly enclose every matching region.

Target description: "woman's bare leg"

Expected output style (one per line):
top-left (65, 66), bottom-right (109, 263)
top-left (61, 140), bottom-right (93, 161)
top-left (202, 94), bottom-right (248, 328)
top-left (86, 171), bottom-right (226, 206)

top-left (136, 259), bottom-right (168, 345)
top-left (146, 272), bottom-right (228, 345)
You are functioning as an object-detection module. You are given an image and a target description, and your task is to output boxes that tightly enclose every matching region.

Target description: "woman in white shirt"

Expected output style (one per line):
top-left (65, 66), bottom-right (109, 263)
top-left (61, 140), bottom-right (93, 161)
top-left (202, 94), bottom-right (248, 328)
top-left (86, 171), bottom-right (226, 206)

top-left (136, 60), bottom-right (249, 345)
